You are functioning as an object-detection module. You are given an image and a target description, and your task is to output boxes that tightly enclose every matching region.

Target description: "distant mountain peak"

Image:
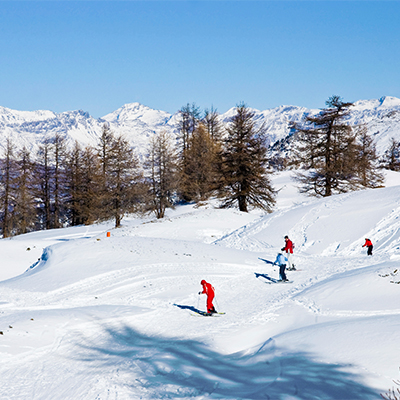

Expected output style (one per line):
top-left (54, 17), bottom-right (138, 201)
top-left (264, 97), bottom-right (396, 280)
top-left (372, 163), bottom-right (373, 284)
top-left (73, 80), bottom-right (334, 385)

top-left (378, 96), bottom-right (400, 108)
top-left (353, 96), bottom-right (400, 111)
top-left (101, 102), bottom-right (171, 125)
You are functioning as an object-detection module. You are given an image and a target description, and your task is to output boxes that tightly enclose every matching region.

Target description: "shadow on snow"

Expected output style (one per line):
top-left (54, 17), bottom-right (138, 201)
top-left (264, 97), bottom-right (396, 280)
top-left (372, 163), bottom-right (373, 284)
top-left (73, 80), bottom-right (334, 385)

top-left (174, 303), bottom-right (205, 315)
top-left (255, 272), bottom-right (278, 284)
top-left (73, 324), bottom-right (379, 399)
top-left (258, 257), bottom-right (275, 265)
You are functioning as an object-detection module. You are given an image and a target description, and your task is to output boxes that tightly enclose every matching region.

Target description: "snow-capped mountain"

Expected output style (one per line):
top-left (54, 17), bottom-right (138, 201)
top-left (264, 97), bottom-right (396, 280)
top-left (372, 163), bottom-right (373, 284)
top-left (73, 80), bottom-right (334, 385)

top-left (0, 96), bottom-right (399, 158)
top-left (347, 96), bottom-right (400, 154)
top-left (0, 107), bottom-right (102, 152)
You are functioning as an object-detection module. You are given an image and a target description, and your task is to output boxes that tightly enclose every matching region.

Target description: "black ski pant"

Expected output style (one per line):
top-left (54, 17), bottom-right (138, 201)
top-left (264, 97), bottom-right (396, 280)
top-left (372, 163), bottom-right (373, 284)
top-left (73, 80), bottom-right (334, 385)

top-left (367, 245), bottom-right (373, 256)
top-left (279, 264), bottom-right (287, 281)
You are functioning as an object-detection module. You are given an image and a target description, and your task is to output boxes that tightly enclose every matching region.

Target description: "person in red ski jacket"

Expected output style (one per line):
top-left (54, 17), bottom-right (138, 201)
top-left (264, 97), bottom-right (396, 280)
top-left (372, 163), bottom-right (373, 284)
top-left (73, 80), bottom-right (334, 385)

top-left (282, 235), bottom-right (295, 270)
top-left (362, 238), bottom-right (373, 256)
top-left (198, 280), bottom-right (217, 314)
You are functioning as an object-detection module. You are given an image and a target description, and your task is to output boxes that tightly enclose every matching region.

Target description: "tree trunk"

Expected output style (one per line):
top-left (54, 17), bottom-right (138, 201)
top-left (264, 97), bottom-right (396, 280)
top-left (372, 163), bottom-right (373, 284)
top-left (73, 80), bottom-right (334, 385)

top-left (238, 194), bottom-right (248, 212)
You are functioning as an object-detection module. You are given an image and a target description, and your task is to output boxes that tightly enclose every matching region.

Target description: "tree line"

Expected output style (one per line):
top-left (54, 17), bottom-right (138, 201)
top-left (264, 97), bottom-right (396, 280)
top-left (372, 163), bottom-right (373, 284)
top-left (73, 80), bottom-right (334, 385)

top-left (0, 96), bottom-right (395, 238)
top-left (0, 103), bottom-right (275, 237)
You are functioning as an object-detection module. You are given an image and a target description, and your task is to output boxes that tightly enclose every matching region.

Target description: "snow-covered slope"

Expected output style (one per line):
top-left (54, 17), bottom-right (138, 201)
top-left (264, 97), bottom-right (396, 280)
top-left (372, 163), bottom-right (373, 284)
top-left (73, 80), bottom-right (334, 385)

top-left (349, 96), bottom-right (400, 154)
top-left (217, 172), bottom-right (400, 256)
top-left (1, 96), bottom-right (400, 158)
top-left (1, 171), bottom-right (400, 399)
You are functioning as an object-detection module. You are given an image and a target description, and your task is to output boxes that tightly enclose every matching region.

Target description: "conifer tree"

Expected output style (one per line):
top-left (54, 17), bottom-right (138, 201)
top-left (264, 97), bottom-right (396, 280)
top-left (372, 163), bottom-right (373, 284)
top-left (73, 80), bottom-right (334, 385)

top-left (106, 135), bottom-right (141, 227)
top-left (65, 142), bottom-right (102, 226)
top-left (292, 96), bottom-right (359, 196)
top-left (203, 106), bottom-right (223, 142)
top-left (178, 106), bottom-right (223, 203)
top-left (79, 146), bottom-right (102, 225)
top-left (145, 131), bottom-right (177, 218)
top-left (220, 104), bottom-right (276, 212)
top-left (178, 103), bottom-right (201, 153)
top-left (35, 138), bottom-right (53, 229)
top-left (65, 141), bottom-right (84, 226)
top-left (0, 138), bottom-right (17, 237)
top-left (354, 124), bottom-right (384, 188)
top-left (381, 137), bottom-right (400, 171)
top-left (97, 123), bottom-right (116, 220)
top-left (14, 146), bottom-right (36, 234)
top-left (52, 133), bottom-right (67, 228)
top-left (98, 123), bottom-right (114, 178)
top-left (180, 122), bottom-right (220, 201)
top-left (177, 103), bottom-right (203, 202)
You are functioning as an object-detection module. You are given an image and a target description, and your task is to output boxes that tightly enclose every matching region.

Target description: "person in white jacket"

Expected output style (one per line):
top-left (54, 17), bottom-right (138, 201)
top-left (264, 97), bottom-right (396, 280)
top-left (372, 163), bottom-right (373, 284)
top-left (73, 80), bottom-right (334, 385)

top-left (274, 252), bottom-right (288, 281)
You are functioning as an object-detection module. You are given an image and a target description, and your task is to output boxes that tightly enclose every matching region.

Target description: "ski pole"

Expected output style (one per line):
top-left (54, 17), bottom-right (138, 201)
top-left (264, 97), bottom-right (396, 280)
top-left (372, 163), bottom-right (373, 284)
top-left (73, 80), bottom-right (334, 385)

top-left (214, 295), bottom-right (221, 312)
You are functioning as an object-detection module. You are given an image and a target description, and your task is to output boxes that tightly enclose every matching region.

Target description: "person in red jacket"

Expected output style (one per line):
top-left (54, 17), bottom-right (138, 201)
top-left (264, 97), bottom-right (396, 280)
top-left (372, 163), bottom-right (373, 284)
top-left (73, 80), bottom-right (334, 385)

top-left (282, 235), bottom-right (296, 270)
top-left (198, 280), bottom-right (217, 314)
top-left (363, 238), bottom-right (373, 255)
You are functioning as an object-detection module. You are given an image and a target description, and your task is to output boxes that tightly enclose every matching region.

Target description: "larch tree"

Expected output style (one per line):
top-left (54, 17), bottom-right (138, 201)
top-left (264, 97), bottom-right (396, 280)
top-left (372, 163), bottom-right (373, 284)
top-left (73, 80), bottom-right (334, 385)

top-left (219, 104), bottom-right (276, 212)
top-left (354, 124), bottom-right (384, 188)
top-left (97, 123), bottom-right (116, 220)
top-left (178, 103), bottom-right (201, 153)
top-left (381, 137), bottom-right (400, 171)
top-left (14, 146), bottom-right (36, 234)
top-left (35, 138), bottom-right (53, 229)
top-left (65, 142), bottom-right (102, 226)
top-left (180, 122), bottom-right (220, 201)
top-left (292, 96), bottom-right (360, 197)
top-left (177, 103), bottom-right (202, 202)
top-left (78, 146), bottom-right (102, 225)
top-left (0, 137), bottom-right (17, 237)
top-left (65, 141), bottom-right (84, 226)
top-left (106, 135), bottom-right (141, 228)
top-left (52, 133), bottom-right (67, 228)
top-left (203, 106), bottom-right (223, 143)
top-left (145, 131), bottom-right (177, 219)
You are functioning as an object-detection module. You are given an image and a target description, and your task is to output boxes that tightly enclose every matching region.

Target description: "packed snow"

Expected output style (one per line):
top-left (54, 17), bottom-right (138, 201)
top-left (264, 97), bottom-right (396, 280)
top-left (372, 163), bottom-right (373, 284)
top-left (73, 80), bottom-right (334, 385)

top-left (1, 171), bottom-right (400, 399)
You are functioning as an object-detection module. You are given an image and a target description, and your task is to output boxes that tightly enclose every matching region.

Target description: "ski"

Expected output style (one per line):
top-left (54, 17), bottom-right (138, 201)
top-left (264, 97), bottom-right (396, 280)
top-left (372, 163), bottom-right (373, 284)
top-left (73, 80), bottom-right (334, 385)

top-left (255, 273), bottom-right (278, 283)
top-left (190, 311), bottom-right (225, 317)
top-left (255, 273), bottom-right (293, 284)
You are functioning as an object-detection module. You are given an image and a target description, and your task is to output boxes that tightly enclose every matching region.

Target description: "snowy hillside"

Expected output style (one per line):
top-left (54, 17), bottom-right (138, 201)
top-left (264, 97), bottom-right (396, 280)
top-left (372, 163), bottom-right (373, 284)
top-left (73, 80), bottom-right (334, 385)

top-left (1, 96), bottom-right (400, 158)
top-left (347, 96), bottom-right (400, 154)
top-left (1, 171), bottom-right (400, 399)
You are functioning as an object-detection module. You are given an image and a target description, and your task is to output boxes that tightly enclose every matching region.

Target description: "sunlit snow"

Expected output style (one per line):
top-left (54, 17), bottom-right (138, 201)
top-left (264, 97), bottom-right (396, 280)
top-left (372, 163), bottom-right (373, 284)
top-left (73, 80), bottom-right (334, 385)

top-left (1, 171), bottom-right (400, 399)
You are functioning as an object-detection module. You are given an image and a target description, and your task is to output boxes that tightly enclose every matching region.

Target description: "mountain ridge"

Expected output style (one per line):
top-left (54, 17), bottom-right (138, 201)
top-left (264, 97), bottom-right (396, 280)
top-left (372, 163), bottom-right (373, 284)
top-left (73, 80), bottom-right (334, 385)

top-left (1, 96), bottom-right (399, 157)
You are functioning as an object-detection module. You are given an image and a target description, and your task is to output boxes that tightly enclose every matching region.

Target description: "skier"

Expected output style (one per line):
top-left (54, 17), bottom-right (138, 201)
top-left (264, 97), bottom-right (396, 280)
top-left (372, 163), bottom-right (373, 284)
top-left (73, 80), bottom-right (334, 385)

top-left (282, 235), bottom-right (296, 270)
top-left (274, 252), bottom-right (288, 281)
top-left (362, 238), bottom-right (373, 256)
top-left (198, 280), bottom-right (217, 314)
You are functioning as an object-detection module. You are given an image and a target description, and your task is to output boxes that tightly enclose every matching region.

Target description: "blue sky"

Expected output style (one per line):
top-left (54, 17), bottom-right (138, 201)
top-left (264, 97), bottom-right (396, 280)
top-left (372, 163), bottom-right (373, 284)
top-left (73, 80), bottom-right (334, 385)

top-left (1, 1), bottom-right (399, 118)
